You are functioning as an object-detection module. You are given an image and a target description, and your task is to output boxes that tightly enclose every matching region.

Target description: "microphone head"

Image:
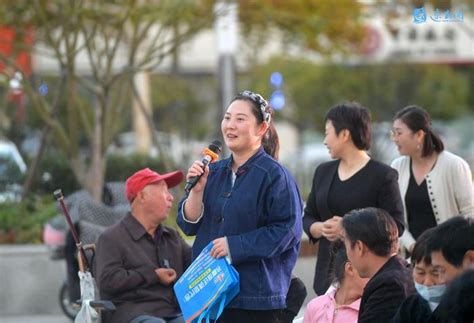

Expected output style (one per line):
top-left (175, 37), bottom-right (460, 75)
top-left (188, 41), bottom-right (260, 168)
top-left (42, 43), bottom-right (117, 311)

top-left (209, 140), bottom-right (223, 154)
top-left (203, 140), bottom-right (222, 163)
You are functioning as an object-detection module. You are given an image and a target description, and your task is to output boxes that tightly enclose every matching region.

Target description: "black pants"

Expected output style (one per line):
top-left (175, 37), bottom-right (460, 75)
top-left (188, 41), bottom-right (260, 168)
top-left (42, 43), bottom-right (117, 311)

top-left (217, 277), bottom-right (307, 323)
top-left (282, 277), bottom-right (307, 322)
top-left (65, 228), bottom-right (81, 302)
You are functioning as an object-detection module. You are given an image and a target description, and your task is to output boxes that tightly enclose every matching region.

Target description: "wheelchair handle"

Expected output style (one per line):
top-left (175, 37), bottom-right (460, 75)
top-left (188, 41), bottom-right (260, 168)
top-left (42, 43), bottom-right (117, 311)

top-left (54, 188), bottom-right (89, 271)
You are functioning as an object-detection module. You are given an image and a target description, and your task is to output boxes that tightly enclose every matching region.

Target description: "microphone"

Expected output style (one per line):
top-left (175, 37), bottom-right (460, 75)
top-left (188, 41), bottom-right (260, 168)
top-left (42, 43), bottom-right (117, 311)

top-left (184, 140), bottom-right (222, 194)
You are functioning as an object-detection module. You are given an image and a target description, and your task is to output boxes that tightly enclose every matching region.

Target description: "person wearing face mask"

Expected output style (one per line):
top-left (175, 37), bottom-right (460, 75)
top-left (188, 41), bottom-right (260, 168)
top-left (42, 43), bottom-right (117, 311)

top-left (426, 216), bottom-right (474, 323)
top-left (391, 105), bottom-right (473, 254)
top-left (177, 90), bottom-right (303, 323)
top-left (391, 228), bottom-right (445, 323)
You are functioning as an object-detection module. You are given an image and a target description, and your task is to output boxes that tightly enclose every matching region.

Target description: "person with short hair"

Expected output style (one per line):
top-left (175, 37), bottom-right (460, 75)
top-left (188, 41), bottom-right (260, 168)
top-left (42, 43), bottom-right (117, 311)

top-left (391, 228), bottom-right (444, 323)
top-left (425, 216), bottom-right (474, 285)
top-left (391, 105), bottom-right (473, 253)
top-left (303, 101), bottom-right (405, 295)
top-left (342, 207), bottom-right (414, 323)
top-left (96, 168), bottom-right (191, 323)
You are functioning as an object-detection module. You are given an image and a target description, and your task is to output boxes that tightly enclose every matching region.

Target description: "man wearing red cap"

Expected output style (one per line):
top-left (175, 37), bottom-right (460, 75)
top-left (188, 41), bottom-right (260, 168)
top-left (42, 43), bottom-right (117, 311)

top-left (95, 168), bottom-right (191, 323)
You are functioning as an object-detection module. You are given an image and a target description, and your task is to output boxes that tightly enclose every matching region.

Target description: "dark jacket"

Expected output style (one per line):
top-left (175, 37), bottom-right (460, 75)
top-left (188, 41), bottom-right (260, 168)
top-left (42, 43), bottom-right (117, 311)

top-left (391, 293), bottom-right (433, 323)
top-left (95, 213), bottom-right (192, 323)
top-left (177, 147), bottom-right (303, 310)
top-left (359, 256), bottom-right (415, 323)
top-left (302, 159), bottom-right (405, 295)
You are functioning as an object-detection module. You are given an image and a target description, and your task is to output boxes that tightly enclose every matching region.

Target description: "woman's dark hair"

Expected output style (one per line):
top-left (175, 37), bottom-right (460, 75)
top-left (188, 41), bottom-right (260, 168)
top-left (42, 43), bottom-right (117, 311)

top-left (394, 105), bottom-right (444, 157)
top-left (328, 240), bottom-right (349, 285)
top-left (411, 227), bottom-right (435, 266)
top-left (231, 90), bottom-right (280, 160)
top-left (324, 101), bottom-right (372, 150)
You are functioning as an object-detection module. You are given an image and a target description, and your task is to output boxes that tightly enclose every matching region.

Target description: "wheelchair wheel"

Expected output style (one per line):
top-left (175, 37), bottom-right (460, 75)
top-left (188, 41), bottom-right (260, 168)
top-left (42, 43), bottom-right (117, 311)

top-left (59, 281), bottom-right (80, 320)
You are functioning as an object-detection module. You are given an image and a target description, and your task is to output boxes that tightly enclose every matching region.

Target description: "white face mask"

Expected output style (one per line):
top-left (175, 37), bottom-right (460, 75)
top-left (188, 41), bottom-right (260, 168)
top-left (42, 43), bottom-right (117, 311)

top-left (415, 282), bottom-right (446, 311)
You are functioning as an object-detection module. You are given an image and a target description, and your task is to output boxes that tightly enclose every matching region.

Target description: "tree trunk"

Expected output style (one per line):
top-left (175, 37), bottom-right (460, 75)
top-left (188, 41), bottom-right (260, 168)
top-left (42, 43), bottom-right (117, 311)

top-left (130, 78), bottom-right (174, 170)
top-left (87, 98), bottom-right (105, 202)
top-left (21, 127), bottom-right (50, 199)
top-left (22, 70), bottom-right (67, 199)
top-left (132, 72), bottom-right (152, 154)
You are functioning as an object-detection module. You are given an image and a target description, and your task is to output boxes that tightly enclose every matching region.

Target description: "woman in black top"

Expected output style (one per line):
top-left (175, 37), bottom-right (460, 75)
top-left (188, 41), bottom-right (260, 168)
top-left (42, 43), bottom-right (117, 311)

top-left (404, 159), bottom-right (437, 240)
top-left (391, 105), bottom-right (473, 254)
top-left (303, 101), bottom-right (405, 295)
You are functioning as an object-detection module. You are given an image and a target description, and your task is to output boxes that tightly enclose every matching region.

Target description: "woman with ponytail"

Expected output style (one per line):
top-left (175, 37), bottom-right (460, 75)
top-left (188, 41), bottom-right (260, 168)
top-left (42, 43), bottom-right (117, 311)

top-left (177, 90), bottom-right (303, 322)
top-left (391, 105), bottom-right (473, 253)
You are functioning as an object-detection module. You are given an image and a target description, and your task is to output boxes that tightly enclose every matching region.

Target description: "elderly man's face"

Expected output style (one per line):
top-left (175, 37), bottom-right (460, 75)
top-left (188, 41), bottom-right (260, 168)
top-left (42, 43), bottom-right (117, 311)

top-left (141, 180), bottom-right (174, 223)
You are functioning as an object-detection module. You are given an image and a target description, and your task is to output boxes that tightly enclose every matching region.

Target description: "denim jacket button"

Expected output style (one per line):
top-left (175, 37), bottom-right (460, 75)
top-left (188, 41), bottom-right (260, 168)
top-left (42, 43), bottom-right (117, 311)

top-left (223, 192), bottom-right (231, 198)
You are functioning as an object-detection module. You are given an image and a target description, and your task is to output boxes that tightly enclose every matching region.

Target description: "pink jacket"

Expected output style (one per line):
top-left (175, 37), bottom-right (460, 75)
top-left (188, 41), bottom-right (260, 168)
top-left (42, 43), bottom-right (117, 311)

top-left (303, 288), bottom-right (360, 323)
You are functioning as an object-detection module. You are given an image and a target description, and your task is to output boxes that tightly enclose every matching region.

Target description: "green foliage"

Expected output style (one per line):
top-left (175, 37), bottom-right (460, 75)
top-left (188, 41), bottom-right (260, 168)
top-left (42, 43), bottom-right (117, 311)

top-left (0, 196), bottom-right (56, 244)
top-left (250, 57), bottom-right (472, 130)
top-left (413, 66), bottom-right (470, 119)
top-left (27, 153), bottom-right (168, 196)
top-left (238, 0), bottom-right (364, 54)
top-left (0, 0), bottom-right (216, 196)
top-left (105, 154), bottom-right (166, 182)
top-left (150, 75), bottom-right (211, 140)
top-left (0, 153), bottom-right (172, 244)
top-left (32, 153), bottom-right (81, 196)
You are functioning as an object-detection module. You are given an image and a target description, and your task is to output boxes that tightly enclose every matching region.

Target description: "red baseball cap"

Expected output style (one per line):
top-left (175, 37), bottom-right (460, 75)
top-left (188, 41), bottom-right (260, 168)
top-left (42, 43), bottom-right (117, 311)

top-left (125, 167), bottom-right (184, 203)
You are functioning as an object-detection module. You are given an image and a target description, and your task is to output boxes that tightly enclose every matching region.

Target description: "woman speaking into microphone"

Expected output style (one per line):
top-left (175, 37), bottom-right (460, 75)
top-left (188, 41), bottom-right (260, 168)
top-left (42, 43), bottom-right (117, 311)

top-left (177, 90), bottom-right (303, 323)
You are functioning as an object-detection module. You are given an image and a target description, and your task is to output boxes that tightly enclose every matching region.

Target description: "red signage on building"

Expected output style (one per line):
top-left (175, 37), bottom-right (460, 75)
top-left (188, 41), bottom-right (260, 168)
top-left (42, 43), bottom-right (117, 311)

top-left (0, 26), bottom-right (33, 76)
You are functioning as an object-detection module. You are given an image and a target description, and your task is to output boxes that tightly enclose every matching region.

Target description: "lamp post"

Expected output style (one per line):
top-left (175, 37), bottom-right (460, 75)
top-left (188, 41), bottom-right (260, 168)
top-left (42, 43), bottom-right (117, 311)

top-left (214, 1), bottom-right (238, 152)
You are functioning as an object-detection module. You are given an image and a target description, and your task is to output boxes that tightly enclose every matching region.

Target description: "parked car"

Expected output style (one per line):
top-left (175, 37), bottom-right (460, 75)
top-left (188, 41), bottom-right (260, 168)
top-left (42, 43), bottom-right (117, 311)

top-left (0, 139), bottom-right (27, 203)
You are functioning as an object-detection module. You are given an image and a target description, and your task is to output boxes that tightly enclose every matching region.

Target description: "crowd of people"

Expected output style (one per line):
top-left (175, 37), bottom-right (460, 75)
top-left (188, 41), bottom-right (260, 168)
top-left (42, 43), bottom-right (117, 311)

top-left (92, 90), bottom-right (473, 323)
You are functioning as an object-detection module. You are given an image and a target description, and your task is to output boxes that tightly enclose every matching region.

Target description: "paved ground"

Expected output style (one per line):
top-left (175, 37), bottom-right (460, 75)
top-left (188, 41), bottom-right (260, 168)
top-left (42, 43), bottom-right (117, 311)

top-left (1, 249), bottom-right (314, 322)
top-left (1, 314), bottom-right (71, 323)
top-left (1, 308), bottom-right (307, 323)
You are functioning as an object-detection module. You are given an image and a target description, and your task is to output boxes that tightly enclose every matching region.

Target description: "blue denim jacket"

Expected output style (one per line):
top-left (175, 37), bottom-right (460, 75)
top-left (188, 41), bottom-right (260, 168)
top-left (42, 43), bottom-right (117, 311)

top-left (177, 147), bottom-right (303, 310)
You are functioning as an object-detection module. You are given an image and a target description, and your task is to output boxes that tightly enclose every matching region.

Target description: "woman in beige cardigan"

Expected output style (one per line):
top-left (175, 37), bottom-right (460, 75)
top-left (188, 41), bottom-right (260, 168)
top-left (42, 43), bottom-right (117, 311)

top-left (391, 105), bottom-right (473, 252)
